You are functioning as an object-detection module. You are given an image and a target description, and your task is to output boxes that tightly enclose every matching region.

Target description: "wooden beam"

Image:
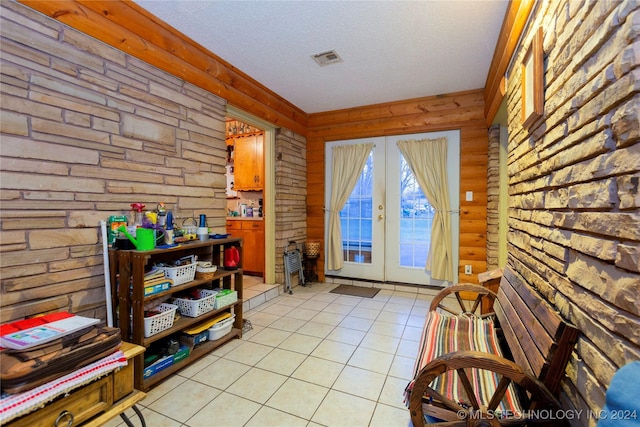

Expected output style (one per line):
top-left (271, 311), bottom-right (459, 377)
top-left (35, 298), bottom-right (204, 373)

top-left (19, 0), bottom-right (308, 135)
top-left (484, 0), bottom-right (535, 125)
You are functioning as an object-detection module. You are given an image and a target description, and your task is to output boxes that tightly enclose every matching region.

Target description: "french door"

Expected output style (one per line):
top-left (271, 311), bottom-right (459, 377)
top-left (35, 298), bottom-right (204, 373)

top-left (324, 131), bottom-right (460, 286)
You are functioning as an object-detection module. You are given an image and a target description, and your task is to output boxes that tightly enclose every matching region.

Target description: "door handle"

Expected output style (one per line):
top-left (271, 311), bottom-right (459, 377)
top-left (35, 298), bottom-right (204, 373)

top-left (378, 215), bottom-right (384, 220)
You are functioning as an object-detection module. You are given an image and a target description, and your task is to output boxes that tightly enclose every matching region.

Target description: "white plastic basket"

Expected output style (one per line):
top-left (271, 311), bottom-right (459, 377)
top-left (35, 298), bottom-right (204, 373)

top-left (144, 303), bottom-right (178, 337)
top-left (173, 291), bottom-right (217, 318)
top-left (208, 314), bottom-right (236, 341)
top-left (157, 262), bottom-right (197, 286)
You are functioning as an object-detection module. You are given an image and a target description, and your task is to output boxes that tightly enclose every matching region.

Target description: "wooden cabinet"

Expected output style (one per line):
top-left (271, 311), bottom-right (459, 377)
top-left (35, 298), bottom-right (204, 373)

top-left (8, 377), bottom-right (112, 427)
top-left (233, 134), bottom-right (263, 190)
top-left (6, 343), bottom-right (145, 427)
top-left (109, 239), bottom-right (243, 392)
top-left (227, 220), bottom-right (264, 276)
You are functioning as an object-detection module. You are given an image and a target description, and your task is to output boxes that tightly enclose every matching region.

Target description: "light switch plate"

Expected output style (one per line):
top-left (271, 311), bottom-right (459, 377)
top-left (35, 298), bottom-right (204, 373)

top-left (466, 191), bottom-right (473, 201)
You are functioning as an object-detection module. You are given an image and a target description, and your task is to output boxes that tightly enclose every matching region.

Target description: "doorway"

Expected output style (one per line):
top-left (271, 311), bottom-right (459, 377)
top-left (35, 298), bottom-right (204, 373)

top-left (324, 131), bottom-right (460, 286)
top-left (226, 106), bottom-right (276, 285)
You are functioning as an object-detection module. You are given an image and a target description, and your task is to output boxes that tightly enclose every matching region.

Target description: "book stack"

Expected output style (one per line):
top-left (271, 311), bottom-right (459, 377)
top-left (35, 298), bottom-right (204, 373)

top-left (0, 313), bottom-right (100, 350)
top-left (144, 267), bottom-right (174, 296)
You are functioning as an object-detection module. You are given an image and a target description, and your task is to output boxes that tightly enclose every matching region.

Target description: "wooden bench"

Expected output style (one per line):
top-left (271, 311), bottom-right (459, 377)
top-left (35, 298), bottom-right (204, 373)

top-left (406, 266), bottom-right (580, 426)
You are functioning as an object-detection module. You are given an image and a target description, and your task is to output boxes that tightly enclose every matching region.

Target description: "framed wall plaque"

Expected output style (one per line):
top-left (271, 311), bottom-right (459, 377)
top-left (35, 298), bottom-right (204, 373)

top-left (521, 27), bottom-right (544, 129)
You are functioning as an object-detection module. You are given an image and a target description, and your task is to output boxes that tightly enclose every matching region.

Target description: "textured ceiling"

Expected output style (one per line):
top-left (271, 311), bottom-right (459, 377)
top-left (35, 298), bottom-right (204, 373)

top-left (135, 0), bottom-right (509, 114)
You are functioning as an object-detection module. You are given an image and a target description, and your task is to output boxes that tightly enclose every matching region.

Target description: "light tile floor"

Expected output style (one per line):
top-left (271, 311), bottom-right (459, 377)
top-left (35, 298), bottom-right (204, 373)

top-left (107, 277), bottom-right (443, 427)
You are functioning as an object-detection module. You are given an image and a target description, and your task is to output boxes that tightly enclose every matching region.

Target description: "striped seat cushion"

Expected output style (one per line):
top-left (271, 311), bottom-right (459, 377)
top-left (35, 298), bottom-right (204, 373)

top-left (405, 311), bottom-right (521, 416)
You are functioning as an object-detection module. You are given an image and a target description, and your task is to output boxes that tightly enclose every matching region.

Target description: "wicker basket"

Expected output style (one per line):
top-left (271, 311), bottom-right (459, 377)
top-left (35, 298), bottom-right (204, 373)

top-left (157, 262), bottom-right (197, 286)
top-left (144, 303), bottom-right (178, 337)
top-left (172, 291), bottom-right (217, 318)
top-left (305, 240), bottom-right (320, 257)
top-left (195, 262), bottom-right (218, 280)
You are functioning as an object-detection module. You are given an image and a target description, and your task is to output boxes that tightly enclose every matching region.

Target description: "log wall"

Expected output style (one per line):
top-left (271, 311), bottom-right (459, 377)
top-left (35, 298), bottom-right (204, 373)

top-left (307, 90), bottom-right (489, 283)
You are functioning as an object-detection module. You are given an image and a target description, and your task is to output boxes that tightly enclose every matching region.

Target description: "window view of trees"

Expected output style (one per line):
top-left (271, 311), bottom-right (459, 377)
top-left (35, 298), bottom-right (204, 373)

top-left (399, 156), bottom-right (432, 268)
top-left (340, 153), bottom-right (373, 263)
top-left (340, 152), bottom-right (433, 267)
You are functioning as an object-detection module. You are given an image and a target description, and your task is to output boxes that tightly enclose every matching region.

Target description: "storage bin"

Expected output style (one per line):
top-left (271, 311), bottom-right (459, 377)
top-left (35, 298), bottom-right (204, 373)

top-left (143, 354), bottom-right (173, 379)
top-left (195, 262), bottom-right (218, 280)
top-left (213, 289), bottom-right (238, 308)
top-left (172, 346), bottom-right (190, 364)
top-left (172, 291), bottom-right (217, 317)
top-left (179, 330), bottom-right (208, 348)
top-left (156, 262), bottom-right (197, 286)
top-left (208, 314), bottom-right (235, 341)
top-left (144, 303), bottom-right (178, 337)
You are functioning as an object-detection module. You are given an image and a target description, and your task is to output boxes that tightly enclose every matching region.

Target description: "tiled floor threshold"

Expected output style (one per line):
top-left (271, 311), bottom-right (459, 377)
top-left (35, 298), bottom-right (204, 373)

top-left (106, 276), bottom-right (442, 426)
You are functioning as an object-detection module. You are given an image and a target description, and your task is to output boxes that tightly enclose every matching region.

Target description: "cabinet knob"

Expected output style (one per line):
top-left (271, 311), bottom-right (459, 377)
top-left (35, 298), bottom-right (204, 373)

top-left (55, 410), bottom-right (74, 427)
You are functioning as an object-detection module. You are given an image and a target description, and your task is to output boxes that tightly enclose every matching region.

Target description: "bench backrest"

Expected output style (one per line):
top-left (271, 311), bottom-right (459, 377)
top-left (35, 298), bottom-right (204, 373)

top-left (494, 266), bottom-right (580, 396)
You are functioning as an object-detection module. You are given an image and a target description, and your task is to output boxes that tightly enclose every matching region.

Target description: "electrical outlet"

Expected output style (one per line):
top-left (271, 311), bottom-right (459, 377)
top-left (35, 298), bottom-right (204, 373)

top-left (464, 265), bottom-right (472, 275)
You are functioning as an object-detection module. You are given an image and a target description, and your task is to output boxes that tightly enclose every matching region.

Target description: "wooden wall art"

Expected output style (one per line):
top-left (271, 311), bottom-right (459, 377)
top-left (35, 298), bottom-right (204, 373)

top-left (521, 27), bottom-right (544, 129)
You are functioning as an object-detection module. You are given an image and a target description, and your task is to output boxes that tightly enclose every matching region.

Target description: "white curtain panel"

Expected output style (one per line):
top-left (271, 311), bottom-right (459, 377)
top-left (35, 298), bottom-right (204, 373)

top-left (397, 137), bottom-right (453, 281)
top-left (327, 143), bottom-right (374, 271)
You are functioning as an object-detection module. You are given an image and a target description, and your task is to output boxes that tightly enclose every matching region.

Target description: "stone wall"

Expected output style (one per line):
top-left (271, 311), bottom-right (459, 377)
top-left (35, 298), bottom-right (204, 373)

top-left (0, 2), bottom-right (305, 322)
top-left (505, 1), bottom-right (639, 425)
top-left (274, 128), bottom-right (308, 284)
top-left (486, 124), bottom-right (501, 270)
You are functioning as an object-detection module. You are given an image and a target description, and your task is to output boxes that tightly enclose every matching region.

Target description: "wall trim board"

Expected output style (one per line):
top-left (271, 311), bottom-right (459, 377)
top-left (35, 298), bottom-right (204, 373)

top-left (484, 0), bottom-right (535, 125)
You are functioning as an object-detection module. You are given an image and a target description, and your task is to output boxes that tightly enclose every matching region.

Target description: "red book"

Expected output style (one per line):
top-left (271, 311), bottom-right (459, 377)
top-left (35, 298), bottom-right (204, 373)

top-left (0, 313), bottom-right (99, 350)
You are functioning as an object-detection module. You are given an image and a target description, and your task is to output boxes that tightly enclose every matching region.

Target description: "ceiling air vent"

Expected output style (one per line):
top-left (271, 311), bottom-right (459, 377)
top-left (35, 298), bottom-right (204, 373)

top-left (311, 50), bottom-right (343, 66)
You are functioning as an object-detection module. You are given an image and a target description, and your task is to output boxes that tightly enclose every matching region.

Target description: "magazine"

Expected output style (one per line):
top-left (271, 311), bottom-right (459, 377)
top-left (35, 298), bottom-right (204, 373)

top-left (0, 315), bottom-right (100, 350)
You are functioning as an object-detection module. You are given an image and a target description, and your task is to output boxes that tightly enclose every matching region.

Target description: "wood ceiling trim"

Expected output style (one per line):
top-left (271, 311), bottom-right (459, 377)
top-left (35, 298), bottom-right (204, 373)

top-left (484, 0), bottom-right (535, 125)
top-left (21, 0), bottom-right (520, 131)
top-left (19, 0), bottom-right (308, 135)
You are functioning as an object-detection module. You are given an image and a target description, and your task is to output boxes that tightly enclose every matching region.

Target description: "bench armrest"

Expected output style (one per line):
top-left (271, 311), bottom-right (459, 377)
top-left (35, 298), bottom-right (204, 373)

top-left (430, 283), bottom-right (498, 316)
top-left (409, 350), bottom-right (559, 427)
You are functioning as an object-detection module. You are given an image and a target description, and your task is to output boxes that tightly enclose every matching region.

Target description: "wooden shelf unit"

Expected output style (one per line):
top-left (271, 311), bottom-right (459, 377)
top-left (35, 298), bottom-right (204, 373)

top-left (109, 238), bottom-right (243, 391)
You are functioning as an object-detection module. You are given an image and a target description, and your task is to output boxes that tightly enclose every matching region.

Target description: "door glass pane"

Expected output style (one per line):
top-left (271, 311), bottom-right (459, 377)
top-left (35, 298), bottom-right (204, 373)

top-left (340, 153), bottom-right (373, 264)
top-left (399, 155), bottom-right (432, 268)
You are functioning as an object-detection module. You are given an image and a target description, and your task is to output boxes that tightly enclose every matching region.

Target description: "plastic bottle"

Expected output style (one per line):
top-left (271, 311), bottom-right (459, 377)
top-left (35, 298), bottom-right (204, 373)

top-left (157, 202), bottom-right (167, 227)
top-left (164, 211), bottom-right (174, 244)
top-left (130, 203), bottom-right (145, 227)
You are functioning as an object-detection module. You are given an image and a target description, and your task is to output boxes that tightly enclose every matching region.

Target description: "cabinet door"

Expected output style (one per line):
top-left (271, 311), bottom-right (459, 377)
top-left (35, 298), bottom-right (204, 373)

top-left (253, 134), bottom-right (264, 187)
top-left (226, 220), bottom-right (242, 231)
top-left (241, 221), bottom-right (264, 275)
top-left (234, 135), bottom-right (263, 190)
